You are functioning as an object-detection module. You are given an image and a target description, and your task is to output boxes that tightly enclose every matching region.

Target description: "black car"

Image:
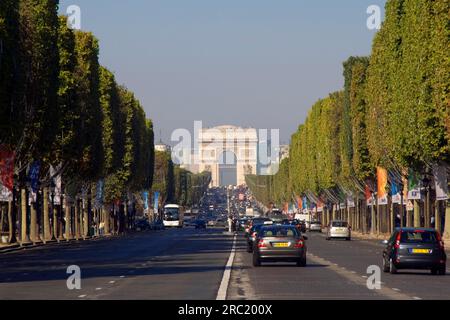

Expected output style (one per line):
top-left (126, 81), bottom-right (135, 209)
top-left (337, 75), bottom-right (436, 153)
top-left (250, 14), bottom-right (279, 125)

top-left (194, 219), bottom-right (207, 229)
top-left (382, 228), bottom-right (446, 275)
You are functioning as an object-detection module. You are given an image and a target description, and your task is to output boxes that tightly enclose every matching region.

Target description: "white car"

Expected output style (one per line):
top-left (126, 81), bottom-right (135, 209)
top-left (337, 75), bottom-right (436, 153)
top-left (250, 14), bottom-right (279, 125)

top-left (309, 221), bottom-right (322, 232)
top-left (326, 220), bottom-right (351, 241)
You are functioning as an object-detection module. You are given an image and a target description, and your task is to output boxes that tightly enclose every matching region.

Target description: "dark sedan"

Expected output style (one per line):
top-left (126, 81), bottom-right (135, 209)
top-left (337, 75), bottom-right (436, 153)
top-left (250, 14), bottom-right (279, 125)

top-left (253, 225), bottom-right (308, 267)
top-left (382, 228), bottom-right (446, 275)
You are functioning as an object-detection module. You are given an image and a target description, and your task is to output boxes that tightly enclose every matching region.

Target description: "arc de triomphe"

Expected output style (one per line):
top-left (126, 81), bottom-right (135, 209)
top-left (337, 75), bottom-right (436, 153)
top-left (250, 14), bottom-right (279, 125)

top-left (198, 125), bottom-right (258, 187)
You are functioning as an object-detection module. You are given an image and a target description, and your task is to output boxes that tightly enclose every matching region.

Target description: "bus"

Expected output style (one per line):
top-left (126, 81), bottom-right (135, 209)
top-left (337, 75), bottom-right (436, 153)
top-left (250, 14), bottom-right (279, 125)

top-left (163, 204), bottom-right (184, 228)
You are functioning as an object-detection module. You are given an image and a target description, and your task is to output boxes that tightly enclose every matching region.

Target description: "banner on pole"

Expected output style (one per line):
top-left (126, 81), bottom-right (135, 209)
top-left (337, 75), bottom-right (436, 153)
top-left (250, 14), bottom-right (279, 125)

top-left (377, 167), bottom-right (388, 205)
top-left (50, 165), bottom-right (62, 205)
top-left (0, 147), bottom-right (15, 191)
top-left (407, 170), bottom-right (422, 200)
top-left (433, 165), bottom-right (449, 201)
top-left (28, 161), bottom-right (41, 193)
top-left (365, 184), bottom-right (374, 206)
top-left (0, 183), bottom-right (12, 202)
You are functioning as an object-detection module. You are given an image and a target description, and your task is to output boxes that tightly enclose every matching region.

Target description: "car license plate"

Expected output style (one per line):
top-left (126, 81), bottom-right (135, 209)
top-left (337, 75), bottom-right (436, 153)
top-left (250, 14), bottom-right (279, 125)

top-left (273, 242), bottom-right (289, 248)
top-left (411, 249), bottom-right (431, 254)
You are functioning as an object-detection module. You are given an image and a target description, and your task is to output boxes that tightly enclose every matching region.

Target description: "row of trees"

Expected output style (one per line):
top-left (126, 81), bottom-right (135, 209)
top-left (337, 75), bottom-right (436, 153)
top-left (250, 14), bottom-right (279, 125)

top-left (152, 150), bottom-right (211, 211)
top-left (247, 0), bottom-right (450, 237)
top-left (0, 1), bottom-right (154, 244)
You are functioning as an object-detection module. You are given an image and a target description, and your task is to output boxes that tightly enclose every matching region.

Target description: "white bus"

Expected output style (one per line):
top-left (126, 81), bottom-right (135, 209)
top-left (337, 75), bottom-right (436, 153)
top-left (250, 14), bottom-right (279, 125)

top-left (163, 204), bottom-right (184, 228)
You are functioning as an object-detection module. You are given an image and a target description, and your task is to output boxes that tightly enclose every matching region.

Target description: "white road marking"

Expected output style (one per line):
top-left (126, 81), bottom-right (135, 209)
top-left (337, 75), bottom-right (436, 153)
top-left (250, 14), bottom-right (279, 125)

top-left (109, 281), bottom-right (115, 284)
top-left (392, 288), bottom-right (400, 292)
top-left (413, 297), bottom-right (422, 300)
top-left (120, 276), bottom-right (125, 278)
top-left (95, 287), bottom-right (102, 291)
top-left (78, 295), bottom-right (87, 298)
top-left (216, 233), bottom-right (237, 301)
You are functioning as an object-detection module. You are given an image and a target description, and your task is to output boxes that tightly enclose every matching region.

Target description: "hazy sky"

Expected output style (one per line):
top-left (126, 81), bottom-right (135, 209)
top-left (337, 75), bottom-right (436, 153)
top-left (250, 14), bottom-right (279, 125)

top-left (59, 0), bottom-right (386, 145)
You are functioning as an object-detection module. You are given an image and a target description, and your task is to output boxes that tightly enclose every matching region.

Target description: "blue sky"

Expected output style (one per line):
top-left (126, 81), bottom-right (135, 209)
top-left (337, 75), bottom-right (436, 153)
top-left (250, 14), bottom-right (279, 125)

top-left (59, 0), bottom-right (386, 145)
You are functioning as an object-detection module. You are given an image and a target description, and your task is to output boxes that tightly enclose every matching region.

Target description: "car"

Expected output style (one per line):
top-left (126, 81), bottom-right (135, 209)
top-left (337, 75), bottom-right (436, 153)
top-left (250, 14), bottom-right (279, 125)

top-left (252, 225), bottom-right (308, 267)
top-left (382, 228), bottom-right (447, 275)
top-left (151, 219), bottom-right (165, 230)
top-left (309, 220), bottom-right (322, 232)
top-left (135, 219), bottom-right (151, 231)
top-left (282, 219), bottom-right (306, 233)
top-left (326, 220), bottom-right (351, 240)
top-left (246, 224), bottom-right (266, 253)
top-left (194, 219), bottom-right (207, 229)
top-left (244, 217), bottom-right (271, 236)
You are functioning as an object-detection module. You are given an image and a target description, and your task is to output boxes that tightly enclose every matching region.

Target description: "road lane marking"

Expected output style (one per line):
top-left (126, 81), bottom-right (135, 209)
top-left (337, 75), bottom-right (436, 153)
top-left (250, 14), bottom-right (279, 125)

top-left (109, 281), bottom-right (115, 284)
top-left (392, 288), bottom-right (400, 291)
top-left (413, 297), bottom-right (422, 300)
top-left (95, 288), bottom-right (102, 291)
top-left (78, 295), bottom-right (87, 298)
top-left (307, 253), bottom-right (414, 300)
top-left (216, 233), bottom-right (237, 301)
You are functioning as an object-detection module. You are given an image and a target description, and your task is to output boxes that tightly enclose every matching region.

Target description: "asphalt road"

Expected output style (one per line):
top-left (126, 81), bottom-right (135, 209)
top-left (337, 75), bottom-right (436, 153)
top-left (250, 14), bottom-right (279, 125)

top-left (0, 227), bottom-right (233, 300)
top-left (1, 227), bottom-right (449, 300)
top-left (228, 231), bottom-right (450, 300)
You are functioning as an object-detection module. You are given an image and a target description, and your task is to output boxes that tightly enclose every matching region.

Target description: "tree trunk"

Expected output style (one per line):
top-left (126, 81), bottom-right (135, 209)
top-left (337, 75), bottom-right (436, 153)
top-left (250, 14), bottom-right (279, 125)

top-left (65, 198), bottom-right (72, 240)
top-left (30, 201), bottom-right (37, 243)
top-left (43, 188), bottom-right (51, 242)
top-left (8, 197), bottom-right (17, 243)
top-left (443, 202), bottom-right (450, 240)
top-left (435, 200), bottom-right (441, 234)
top-left (20, 188), bottom-right (30, 244)
top-left (74, 199), bottom-right (80, 240)
top-left (414, 200), bottom-right (420, 228)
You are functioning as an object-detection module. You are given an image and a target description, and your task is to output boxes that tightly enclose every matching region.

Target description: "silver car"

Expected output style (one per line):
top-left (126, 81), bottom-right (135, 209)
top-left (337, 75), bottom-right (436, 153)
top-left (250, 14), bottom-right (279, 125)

top-left (326, 220), bottom-right (351, 241)
top-left (253, 225), bottom-right (308, 267)
top-left (309, 220), bottom-right (322, 232)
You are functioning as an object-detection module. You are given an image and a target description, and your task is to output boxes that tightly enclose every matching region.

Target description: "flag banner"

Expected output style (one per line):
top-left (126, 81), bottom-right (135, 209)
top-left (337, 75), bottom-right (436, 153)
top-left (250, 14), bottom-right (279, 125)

top-left (94, 180), bottom-right (104, 209)
top-left (143, 191), bottom-right (149, 210)
top-left (0, 147), bottom-right (15, 191)
top-left (0, 183), bottom-right (13, 202)
top-left (365, 184), bottom-right (374, 206)
top-left (28, 161), bottom-right (41, 193)
top-left (377, 167), bottom-right (388, 205)
top-left (347, 196), bottom-right (355, 208)
top-left (50, 165), bottom-right (62, 205)
top-left (407, 169), bottom-right (422, 200)
top-left (391, 181), bottom-right (401, 204)
top-left (153, 191), bottom-right (160, 212)
top-left (433, 165), bottom-right (449, 201)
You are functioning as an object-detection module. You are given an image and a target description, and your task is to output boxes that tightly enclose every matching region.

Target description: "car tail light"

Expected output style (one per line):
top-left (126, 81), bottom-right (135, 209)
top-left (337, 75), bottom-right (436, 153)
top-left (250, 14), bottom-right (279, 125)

top-left (258, 239), bottom-right (267, 248)
top-left (436, 232), bottom-right (445, 250)
top-left (294, 240), bottom-right (304, 248)
top-left (394, 231), bottom-right (401, 249)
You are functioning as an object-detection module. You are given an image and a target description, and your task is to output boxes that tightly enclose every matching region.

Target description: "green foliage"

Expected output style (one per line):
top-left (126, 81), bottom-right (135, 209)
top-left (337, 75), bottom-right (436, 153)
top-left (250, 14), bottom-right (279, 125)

top-left (248, 0), bottom-right (449, 207)
top-left (0, 1), bottom-right (20, 144)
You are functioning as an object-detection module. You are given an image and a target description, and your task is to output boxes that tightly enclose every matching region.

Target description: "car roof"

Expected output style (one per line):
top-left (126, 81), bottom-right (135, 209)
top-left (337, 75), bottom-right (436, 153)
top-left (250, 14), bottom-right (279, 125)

top-left (395, 227), bottom-right (437, 232)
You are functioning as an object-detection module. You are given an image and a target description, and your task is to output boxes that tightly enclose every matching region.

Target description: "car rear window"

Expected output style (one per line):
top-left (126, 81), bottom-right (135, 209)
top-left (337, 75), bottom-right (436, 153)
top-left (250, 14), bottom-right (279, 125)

top-left (400, 231), bottom-right (438, 243)
top-left (261, 227), bottom-right (299, 238)
top-left (332, 222), bottom-right (348, 227)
